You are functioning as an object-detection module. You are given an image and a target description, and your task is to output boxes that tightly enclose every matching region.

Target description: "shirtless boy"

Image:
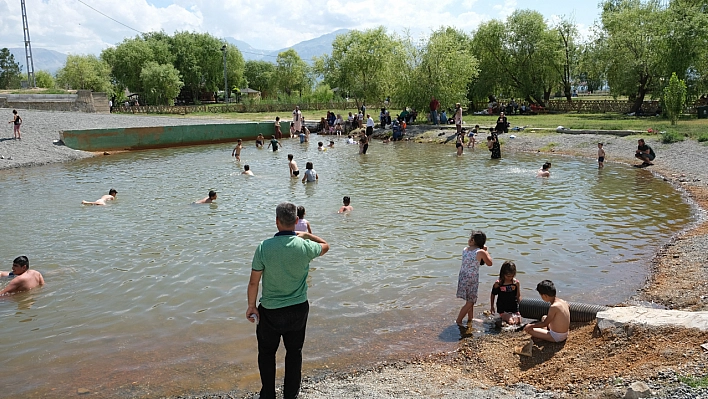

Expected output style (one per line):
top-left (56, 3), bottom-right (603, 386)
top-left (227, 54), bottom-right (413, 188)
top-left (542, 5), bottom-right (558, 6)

top-left (194, 190), bottom-right (217, 204)
top-left (523, 280), bottom-right (570, 342)
top-left (232, 139), bottom-right (243, 161)
top-left (288, 154), bottom-right (300, 177)
top-left (536, 162), bottom-right (551, 178)
top-left (256, 134), bottom-right (264, 148)
top-left (274, 116), bottom-right (283, 139)
top-left (82, 189), bottom-right (117, 205)
top-left (338, 196), bottom-right (353, 213)
top-left (1, 256), bottom-right (45, 296)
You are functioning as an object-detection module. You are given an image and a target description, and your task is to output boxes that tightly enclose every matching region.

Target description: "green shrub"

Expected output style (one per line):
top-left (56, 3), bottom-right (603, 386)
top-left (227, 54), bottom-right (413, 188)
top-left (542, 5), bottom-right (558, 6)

top-left (661, 131), bottom-right (684, 143)
top-left (679, 375), bottom-right (708, 388)
top-left (697, 132), bottom-right (708, 142)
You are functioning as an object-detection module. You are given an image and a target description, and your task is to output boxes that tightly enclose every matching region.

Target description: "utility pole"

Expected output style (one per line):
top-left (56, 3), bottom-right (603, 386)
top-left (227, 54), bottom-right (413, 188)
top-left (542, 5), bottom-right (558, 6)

top-left (20, 0), bottom-right (36, 88)
top-left (221, 45), bottom-right (228, 103)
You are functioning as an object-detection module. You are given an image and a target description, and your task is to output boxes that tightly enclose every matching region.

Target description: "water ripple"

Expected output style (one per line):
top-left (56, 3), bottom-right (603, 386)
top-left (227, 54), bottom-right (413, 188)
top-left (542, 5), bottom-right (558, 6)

top-left (0, 136), bottom-right (692, 398)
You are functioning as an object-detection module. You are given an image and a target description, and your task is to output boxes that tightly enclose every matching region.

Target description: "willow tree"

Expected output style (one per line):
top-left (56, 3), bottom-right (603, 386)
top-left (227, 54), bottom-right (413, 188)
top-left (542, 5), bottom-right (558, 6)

top-left (470, 10), bottom-right (561, 105)
top-left (315, 27), bottom-right (402, 108)
top-left (56, 54), bottom-right (112, 94)
top-left (598, 0), bottom-right (668, 112)
top-left (101, 33), bottom-right (173, 95)
top-left (393, 27), bottom-right (478, 113)
top-left (275, 49), bottom-right (309, 98)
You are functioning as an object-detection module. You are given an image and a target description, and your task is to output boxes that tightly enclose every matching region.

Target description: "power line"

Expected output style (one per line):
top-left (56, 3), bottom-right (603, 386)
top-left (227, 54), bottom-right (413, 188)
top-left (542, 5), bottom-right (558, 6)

top-left (74, 0), bottom-right (279, 59)
top-left (76, 0), bottom-right (143, 34)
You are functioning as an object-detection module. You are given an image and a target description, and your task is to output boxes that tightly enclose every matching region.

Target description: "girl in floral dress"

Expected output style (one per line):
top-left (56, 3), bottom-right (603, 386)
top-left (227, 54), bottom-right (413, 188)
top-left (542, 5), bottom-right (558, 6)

top-left (456, 230), bottom-right (493, 327)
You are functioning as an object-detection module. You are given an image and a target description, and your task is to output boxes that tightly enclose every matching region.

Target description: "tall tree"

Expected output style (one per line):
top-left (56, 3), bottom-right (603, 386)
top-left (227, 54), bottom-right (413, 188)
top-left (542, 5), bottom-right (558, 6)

top-left (555, 18), bottom-right (580, 102)
top-left (662, 0), bottom-right (708, 100)
top-left (101, 33), bottom-right (173, 94)
top-left (0, 48), bottom-right (22, 89)
top-left (394, 27), bottom-right (478, 113)
top-left (140, 62), bottom-right (184, 106)
top-left (316, 27), bottom-right (402, 107)
top-left (470, 10), bottom-right (561, 105)
top-left (598, 0), bottom-right (666, 112)
top-left (168, 32), bottom-right (245, 102)
top-left (244, 60), bottom-right (276, 98)
top-left (275, 49), bottom-right (309, 98)
top-left (56, 54), bottom-right (112, 94)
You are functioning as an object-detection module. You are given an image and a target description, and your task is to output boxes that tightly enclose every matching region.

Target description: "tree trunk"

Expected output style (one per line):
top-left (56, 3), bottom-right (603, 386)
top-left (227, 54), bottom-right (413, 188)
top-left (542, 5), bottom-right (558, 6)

top-left (629, 74), bottom-right (650, 114)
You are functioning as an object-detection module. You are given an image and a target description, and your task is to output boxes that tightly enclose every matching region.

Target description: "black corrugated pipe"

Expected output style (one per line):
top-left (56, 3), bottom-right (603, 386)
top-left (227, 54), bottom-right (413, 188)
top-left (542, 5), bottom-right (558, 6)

top-left (519, 298), bottom-right (608, 322)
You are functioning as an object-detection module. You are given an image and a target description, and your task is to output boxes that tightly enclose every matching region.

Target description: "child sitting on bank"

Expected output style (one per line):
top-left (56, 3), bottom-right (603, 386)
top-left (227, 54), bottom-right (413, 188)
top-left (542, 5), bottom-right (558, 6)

top-left (490, 261), bottom-right (522, 326)
top-left (456, 230), bottom-right (493, 327)
top-left (523, 280), bottom-right (570, 342)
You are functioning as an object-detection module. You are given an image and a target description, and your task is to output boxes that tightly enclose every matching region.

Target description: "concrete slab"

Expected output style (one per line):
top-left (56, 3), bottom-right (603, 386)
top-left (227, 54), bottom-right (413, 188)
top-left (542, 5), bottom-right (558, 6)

top-left (596, 306), bottom-right (708, 332)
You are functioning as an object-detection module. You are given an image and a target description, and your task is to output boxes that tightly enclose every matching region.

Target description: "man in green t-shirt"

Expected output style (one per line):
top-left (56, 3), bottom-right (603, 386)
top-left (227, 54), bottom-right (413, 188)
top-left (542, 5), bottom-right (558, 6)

top-left (247, 202), bottom-right (329, 399)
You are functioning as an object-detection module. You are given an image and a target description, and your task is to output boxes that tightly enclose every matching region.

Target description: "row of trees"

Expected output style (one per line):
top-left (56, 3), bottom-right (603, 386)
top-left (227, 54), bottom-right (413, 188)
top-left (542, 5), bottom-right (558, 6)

top-left (247, 0), bottom-right (708, 114)
top-left (6, 0), bottom-right (707, 113)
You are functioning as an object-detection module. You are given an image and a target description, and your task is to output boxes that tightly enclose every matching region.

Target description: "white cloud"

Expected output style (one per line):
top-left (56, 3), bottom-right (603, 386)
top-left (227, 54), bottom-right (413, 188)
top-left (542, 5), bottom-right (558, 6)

top-left (0, 0), bottom-right (599, 55)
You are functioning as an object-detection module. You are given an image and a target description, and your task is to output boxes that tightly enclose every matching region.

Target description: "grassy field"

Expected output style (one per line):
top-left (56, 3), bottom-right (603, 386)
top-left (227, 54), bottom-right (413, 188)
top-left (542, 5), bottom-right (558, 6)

top-left (183, 109), bottom-right (708, 140)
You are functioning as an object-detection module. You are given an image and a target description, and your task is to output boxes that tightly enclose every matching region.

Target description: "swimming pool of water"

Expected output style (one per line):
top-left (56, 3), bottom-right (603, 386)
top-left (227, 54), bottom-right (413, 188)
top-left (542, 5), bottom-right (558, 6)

top-left (0, 136), bottom-right (692, 398)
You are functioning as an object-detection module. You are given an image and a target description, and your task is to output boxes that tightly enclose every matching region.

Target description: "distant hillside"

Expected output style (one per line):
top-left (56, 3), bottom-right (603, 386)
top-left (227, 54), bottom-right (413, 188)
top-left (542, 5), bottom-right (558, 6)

top-left (7, 48), bottom-right (67, 75)
top-left (2, 30), bottom-right (349, 74)
top-left (224, 38), bottom-right (272, 61)
top-left (227, 29), bottom-right (349, 64)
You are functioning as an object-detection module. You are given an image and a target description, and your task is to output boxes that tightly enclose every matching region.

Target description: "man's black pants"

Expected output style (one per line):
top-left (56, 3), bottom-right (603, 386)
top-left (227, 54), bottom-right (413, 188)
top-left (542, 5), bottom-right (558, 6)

top-left (257, 301), bottom-right (309, 399)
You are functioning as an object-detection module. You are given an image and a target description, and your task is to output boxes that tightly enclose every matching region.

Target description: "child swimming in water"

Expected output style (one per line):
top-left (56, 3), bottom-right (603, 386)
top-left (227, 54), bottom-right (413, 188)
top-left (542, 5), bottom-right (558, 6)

top-left (295, 206), bottom-right (312, 233)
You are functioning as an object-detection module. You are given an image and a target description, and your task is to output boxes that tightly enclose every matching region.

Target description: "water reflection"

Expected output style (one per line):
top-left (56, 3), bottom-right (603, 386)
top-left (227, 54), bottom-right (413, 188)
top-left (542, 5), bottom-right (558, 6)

top-left (0, 137), bottom-right (691, 398)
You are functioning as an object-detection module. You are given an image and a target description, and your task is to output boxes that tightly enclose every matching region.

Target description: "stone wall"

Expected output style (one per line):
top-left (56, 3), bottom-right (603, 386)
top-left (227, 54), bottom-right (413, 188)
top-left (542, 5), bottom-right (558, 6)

top-left (0, 90), bottom-right (109, 113)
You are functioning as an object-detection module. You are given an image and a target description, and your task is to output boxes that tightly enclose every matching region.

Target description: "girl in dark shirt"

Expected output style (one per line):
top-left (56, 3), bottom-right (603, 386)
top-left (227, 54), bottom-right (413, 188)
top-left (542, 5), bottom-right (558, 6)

top-left (490, 261), bottom-right (522, 326)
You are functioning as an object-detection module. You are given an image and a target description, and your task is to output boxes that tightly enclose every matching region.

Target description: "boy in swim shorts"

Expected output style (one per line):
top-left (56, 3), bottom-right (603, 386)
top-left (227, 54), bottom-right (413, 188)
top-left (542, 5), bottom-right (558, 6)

top-left (598, 142), bottom-right (605, 169)
top-left (523, 280), bottom-right (570, 342)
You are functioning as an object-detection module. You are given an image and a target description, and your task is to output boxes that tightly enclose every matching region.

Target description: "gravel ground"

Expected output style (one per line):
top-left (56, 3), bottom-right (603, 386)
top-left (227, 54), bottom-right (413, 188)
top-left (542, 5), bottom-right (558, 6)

top-left (2, 112), bottom-right (707, 399)
top-left (0, 109), bottom-right (235, 169)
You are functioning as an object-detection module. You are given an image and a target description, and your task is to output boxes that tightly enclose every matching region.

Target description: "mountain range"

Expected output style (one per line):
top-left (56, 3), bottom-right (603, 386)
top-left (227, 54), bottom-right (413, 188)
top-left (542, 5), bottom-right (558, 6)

top-left (7, 48), bottom-right (68, 75)
top-left (4, 29), bottom-right (348, 76)
top-left (225, 28), bottom-right (348, 63)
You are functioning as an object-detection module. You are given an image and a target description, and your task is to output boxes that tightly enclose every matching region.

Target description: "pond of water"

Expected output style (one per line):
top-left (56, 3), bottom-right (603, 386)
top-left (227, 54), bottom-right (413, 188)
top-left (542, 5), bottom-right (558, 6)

top-left (0, 135), bottom-right (691, 398)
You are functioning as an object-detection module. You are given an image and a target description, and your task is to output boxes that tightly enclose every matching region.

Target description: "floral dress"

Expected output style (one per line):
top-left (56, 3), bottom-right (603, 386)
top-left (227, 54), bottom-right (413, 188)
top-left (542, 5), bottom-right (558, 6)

top-left (456, 247), bottom-right (480, 303)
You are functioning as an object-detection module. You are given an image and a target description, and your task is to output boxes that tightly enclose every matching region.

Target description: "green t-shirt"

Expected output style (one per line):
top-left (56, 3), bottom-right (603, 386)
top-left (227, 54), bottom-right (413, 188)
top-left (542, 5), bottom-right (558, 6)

top-left (252, 233), bottom-right (322, 309)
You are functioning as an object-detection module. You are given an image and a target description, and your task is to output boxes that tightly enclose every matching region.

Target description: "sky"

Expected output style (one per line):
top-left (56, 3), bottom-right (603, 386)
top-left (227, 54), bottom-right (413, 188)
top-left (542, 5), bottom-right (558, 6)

top-left (0, 0), bottom-right (602, 55)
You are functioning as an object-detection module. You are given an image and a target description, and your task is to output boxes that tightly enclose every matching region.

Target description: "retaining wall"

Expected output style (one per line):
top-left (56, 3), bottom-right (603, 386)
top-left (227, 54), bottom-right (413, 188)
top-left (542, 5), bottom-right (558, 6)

top-left (60, 121), bottom-right (291, 152)
top-left (0, 90), bottom-right (109, 113)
